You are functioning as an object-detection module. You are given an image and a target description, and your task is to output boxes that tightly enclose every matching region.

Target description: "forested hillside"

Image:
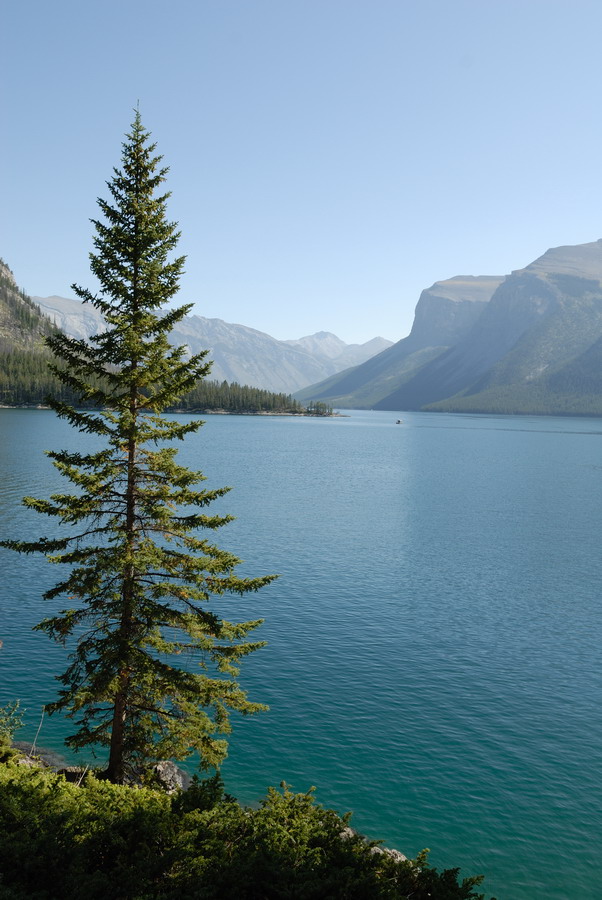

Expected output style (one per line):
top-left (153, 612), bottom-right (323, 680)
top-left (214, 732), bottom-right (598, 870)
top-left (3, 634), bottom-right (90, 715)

top-left (0, 260), bottom-right (64, 405)
top-left (0, 261), bottom-right (309, 413)
top-left (0, 260), bottom-right (56, 351)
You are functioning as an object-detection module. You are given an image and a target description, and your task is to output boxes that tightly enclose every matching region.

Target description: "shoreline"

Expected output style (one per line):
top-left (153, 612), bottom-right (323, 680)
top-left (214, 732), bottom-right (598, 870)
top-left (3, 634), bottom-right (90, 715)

top-left (0, 404), bottom-right (344, 418)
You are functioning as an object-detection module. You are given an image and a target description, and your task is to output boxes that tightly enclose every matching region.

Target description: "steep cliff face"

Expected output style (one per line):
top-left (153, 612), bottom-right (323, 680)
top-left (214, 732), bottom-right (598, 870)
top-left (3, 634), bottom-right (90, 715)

top-left (378, 271), bottom-right (559, 409)
top-left (383, 240), bottom-right (602, 414)
top-left (408, 276), bottom-right (504, 347)
top-left (297, 275), bottom-right (502, 406)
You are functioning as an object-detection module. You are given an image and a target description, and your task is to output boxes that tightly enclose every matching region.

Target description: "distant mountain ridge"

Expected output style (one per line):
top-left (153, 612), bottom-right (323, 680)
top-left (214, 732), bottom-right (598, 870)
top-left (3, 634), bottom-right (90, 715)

top-left (34, 295), bottom-right (392, 394)
top-left (16, 239), bottom-right (602, 416)
top-left (283, 331), bottom-right (389, 370)
top-left (299, 240), bottom-right (602, 417)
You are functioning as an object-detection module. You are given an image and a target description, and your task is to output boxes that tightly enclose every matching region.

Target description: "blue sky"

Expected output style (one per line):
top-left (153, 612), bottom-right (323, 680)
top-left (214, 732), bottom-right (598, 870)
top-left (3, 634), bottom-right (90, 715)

top-left (3, 0), bottom-right (602, 344)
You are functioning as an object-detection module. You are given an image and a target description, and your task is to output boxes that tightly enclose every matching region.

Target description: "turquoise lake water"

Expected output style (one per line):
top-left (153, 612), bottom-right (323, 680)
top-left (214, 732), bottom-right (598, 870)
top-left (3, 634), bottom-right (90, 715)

top-left (1, 407), bottom-right (601, 899)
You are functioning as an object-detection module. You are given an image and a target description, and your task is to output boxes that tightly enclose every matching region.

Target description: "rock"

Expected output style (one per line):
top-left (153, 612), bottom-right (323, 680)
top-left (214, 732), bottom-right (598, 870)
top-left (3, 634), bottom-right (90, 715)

top-left (147, 760), bottom-right (191, 793)
top-left (371, 845), bottom-right (408, 862)
top-left (339, 825), bottom-right (407, 862)
top-left (12, 741), bottom-right (64, 768)
top-left (16, 754), bottom-right (44, 768)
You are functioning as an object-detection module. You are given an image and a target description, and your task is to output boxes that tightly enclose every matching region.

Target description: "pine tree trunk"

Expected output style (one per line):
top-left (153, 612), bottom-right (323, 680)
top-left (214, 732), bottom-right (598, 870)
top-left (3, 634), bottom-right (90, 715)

top-left (107, 395), bottom-right (138, 783)
top-left (106, 685), bottom-right (128, 783)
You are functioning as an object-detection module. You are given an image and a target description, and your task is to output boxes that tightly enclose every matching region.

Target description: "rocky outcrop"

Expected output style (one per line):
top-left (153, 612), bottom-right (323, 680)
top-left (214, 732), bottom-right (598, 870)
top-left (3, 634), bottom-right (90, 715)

top-left (147, 760), bottom-right (191, 793)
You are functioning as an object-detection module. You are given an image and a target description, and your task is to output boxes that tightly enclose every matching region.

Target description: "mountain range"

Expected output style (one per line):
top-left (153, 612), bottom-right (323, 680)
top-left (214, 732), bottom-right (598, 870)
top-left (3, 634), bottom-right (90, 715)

top-left (7, 239), bottom-right (602, 417)
top-left (33, 294), bottom-right (392, 394)
top-left (298, 240), bottom-right (602, 416)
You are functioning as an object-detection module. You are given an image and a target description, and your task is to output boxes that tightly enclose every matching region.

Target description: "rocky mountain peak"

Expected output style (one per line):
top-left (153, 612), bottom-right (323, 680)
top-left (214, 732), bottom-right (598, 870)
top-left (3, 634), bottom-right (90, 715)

top-left (516, 239), bottom-right (602, 281)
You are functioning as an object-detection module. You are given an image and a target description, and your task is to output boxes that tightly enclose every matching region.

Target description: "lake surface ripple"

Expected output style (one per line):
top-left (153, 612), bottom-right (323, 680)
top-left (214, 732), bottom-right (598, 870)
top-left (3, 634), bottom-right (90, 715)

top-left (1, 408), bottom-right (601, 899)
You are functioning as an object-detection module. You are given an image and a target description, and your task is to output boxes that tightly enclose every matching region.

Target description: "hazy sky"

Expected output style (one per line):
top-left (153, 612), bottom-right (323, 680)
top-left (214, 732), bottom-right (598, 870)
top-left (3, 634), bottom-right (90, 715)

top-left (3, 0), bottom-right (602, 344)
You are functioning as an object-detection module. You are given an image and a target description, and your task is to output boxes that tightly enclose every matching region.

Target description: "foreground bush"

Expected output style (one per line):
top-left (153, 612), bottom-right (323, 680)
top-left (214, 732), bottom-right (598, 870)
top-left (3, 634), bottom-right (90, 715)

top-left (0, 763), bottom-right (492, 899)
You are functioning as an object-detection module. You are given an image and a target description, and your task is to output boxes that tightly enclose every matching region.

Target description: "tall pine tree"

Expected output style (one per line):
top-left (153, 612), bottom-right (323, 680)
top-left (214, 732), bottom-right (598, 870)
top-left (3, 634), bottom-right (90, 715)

top-left (2, 113), bottom-right (276, 784)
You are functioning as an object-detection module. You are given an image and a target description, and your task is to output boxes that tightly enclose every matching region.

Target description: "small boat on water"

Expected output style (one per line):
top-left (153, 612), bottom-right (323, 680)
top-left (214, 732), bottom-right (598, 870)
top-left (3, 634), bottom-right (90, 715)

top-left (395, 419), bottom-right (403, 424)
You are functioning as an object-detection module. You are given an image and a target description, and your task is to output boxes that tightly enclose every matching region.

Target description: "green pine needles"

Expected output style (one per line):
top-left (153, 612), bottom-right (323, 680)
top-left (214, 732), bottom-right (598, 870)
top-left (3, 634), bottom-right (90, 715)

top-left (2, 113), bottom-right (276, 783)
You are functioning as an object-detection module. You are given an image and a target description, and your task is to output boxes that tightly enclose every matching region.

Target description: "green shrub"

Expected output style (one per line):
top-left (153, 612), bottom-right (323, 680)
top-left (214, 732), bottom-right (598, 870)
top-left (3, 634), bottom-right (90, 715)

top-left (0, 764), bottom-right (492, 899)
top-left (0, 702), bottom-right (24, 764)
top-left (0, 702), bottom-right (23, 742)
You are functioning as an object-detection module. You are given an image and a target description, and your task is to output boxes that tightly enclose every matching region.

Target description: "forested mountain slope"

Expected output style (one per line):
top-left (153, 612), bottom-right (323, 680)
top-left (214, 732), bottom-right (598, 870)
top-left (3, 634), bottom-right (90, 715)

top-left (0, 261), bottom-right (55, 352)
top-left (0, 261), bottom-right (61, 404)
